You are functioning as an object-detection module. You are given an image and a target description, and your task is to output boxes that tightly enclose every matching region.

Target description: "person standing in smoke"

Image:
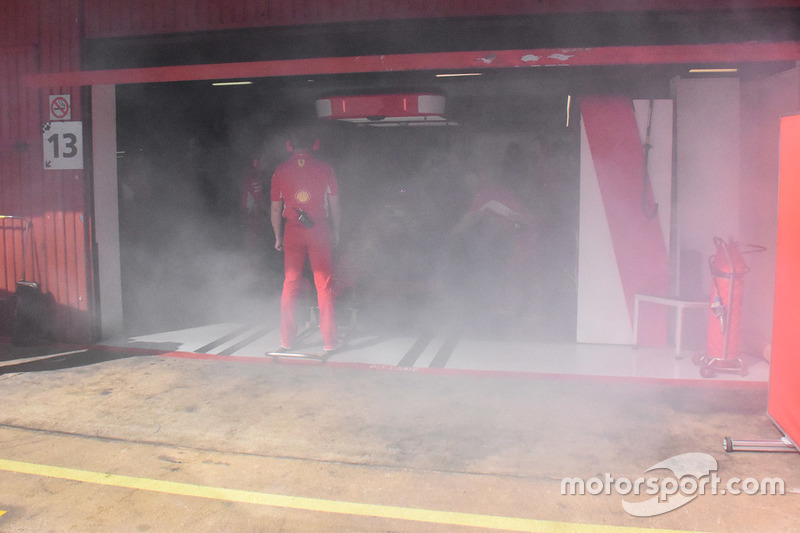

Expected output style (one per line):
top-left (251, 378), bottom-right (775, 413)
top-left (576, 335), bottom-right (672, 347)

top-left (447, 143), bottom-right (536, 330)
top-left (239, 158), bottom-right (268, 271)
top-left (270, 129), bottom-right (341, 352)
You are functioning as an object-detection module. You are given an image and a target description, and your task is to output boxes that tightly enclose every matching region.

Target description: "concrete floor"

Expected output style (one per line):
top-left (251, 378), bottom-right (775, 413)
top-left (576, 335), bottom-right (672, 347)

top-left (0, 341), bottom-right (798, 532)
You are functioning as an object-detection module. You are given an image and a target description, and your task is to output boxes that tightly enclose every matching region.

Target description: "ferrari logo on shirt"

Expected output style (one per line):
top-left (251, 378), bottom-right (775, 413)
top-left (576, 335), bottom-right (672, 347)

top-left (297, 158), bottom-right (306, 167)
top-left (295, 189), bottom-right (311, 203)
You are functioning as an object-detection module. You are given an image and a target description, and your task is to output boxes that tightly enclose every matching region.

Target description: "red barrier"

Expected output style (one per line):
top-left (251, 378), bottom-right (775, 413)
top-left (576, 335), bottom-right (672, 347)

top-left (769, 113), bottom-right (800, 451)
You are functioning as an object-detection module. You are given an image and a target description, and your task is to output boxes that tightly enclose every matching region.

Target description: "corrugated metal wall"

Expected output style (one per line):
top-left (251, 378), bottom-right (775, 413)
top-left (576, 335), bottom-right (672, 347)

top-left (1, 0), bottom-right (91, 342)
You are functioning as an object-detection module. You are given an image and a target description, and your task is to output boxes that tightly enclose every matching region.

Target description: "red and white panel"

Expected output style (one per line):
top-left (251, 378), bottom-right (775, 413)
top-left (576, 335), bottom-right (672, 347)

top-left (577, 96), bottom-right (672, 345)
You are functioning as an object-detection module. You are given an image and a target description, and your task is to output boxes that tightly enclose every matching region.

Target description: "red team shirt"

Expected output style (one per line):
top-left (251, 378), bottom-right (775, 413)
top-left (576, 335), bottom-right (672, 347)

top-left (270, 151), bottom-right (338, 229)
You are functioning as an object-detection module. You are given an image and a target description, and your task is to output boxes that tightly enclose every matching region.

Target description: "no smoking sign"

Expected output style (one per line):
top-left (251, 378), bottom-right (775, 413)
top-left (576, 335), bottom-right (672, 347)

top-left (49, 94), bottom-right (71, 121)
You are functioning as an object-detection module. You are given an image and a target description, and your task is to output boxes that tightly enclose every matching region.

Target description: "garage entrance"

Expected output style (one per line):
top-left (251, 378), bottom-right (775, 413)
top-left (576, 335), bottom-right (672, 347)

top-left (114, 71), bottom-right (587, 343)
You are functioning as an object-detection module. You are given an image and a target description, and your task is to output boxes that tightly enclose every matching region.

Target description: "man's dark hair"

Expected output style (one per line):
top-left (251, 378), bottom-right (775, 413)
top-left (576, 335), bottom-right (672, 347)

top-left (289, 128), bottom-right (318, 151)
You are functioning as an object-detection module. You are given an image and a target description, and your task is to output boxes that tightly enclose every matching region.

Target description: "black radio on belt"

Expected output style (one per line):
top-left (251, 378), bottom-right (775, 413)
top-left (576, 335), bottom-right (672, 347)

top-left (294, 207), bottom-right (314, 228)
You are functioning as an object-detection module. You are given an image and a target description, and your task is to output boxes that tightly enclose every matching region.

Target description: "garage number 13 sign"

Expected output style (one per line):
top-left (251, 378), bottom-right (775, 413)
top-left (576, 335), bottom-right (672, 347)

top-left (42, 121), bottom-right (83, 169)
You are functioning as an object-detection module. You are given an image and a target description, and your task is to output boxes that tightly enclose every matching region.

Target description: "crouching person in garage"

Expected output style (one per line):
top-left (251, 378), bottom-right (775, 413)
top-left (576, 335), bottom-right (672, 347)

top-left (270, 129), bottom-right (341, 353)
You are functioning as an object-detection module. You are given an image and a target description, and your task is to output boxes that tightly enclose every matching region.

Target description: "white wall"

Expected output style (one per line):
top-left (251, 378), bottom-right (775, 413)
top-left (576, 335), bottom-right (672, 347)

top-left (577, 121), bottom-right (630, 343)
top-left (740, 67), bottom-right (800, 356)
top-left (672, 77), bottom-right (741, 299)
top-left (91, 85), bottom-right (124, 339)
top-left (672, 73), bottom-right (800, 357)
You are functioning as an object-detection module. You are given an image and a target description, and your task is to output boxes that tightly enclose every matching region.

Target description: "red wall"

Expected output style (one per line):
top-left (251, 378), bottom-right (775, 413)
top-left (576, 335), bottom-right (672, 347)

top-left (769, 114), bottom-right (800, 447)
top-left (1, 0), bottom-right (91, 342)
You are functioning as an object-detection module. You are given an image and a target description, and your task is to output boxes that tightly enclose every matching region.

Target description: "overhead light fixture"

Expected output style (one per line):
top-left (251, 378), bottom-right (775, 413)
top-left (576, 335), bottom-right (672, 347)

top-left (211, 81), bottom-right (253, 86)
top-left (435, 72), bottom-right (483, 78)
top-left (688, 68), bottom-right (738, 74)
top-left (316, 93), bottom-right (457, 127)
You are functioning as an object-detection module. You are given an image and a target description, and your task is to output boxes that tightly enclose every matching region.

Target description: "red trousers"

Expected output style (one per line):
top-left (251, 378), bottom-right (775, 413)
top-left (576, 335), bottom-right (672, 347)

top-left (280, 225), bottom-right (337, 350)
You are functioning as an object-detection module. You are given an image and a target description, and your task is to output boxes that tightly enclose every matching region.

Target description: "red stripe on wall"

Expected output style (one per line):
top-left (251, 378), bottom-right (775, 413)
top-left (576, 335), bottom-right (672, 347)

top-left (24, 42), bottom-right (800, 88)
top-left (580, 96), bottom-right (670, 345)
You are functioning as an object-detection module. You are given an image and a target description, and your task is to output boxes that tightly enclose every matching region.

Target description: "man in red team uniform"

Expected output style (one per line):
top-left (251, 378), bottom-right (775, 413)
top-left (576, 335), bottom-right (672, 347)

top-left (270, 130), bottom-right (341, 352)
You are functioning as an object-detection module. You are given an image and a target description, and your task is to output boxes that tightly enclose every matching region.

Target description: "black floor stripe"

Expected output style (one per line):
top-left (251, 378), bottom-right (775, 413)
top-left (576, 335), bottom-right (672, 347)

top-left (217, 327), bottom-right (273, 356)
top-left (295, 325), bottom-right (318, 343)
top-left (428, 329), bottom-right (462, 369)
top-left (397, 331), bottom-right (435, 367)
top-left (194, 324), bottom-right (254, 354)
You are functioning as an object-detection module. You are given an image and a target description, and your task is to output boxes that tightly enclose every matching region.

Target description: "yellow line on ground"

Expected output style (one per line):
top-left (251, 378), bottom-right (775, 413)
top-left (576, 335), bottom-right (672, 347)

top-left (0, 349), bottom-right (88, 368)
top-left (0, 458), bottom-right (704, 533)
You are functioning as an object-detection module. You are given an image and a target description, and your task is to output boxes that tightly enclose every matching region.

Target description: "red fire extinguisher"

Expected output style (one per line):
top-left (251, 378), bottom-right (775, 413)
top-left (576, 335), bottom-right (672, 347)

top-left (694, 237), bottom-right (763, 377)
